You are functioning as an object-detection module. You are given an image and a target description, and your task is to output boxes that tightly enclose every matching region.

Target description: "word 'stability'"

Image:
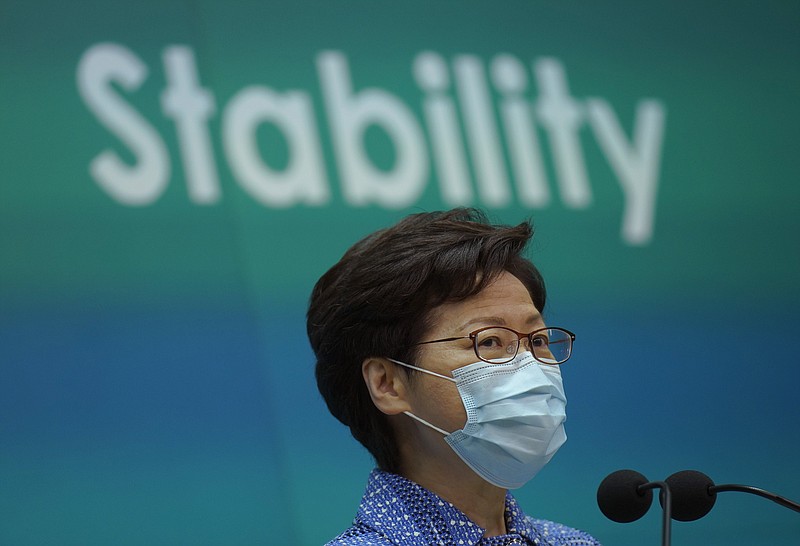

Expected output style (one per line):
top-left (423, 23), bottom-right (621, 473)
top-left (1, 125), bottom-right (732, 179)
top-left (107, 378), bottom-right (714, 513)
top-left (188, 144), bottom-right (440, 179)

top-left (78, 44), bottom-right (666, 245)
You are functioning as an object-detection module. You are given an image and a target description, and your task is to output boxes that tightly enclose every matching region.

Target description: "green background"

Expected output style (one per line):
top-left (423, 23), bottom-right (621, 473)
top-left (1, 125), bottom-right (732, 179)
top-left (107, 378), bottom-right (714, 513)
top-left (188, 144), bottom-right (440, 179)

top-left (2, 1), bottom-right (799, 544)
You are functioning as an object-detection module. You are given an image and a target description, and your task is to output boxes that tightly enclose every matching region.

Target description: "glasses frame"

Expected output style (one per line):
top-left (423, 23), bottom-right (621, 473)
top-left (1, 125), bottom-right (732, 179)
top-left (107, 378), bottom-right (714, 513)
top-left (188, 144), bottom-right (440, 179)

top-left (413, 326), bottom-right (576, 365)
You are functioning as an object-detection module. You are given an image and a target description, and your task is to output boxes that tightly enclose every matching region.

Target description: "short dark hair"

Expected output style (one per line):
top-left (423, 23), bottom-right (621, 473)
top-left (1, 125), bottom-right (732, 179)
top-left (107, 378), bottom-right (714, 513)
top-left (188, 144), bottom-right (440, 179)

top-left (307, 208), bottom-right (546, 472)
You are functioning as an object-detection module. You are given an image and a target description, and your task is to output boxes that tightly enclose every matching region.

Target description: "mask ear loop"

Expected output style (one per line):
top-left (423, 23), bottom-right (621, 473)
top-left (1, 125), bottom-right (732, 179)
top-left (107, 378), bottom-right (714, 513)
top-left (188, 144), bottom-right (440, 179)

top-left (386, 358), bottom-right (456, 382)
top-left (403, 411), bottom-right (451, 436)
top-left (386, 358), bottom-right (455, 436)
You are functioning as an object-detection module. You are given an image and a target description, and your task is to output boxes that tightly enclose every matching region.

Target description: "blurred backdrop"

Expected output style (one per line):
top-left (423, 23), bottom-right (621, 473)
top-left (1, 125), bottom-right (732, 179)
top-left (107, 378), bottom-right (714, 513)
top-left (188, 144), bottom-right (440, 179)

top-left (2, 1), bottom-right (799, 544)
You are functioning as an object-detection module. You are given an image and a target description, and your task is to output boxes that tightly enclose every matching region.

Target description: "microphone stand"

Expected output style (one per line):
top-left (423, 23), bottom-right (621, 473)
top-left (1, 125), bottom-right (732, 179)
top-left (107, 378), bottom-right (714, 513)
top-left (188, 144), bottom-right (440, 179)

top-left (710, 484), bottom-right (800, 513)
top-left (638, 481), bottom-right (672, 546)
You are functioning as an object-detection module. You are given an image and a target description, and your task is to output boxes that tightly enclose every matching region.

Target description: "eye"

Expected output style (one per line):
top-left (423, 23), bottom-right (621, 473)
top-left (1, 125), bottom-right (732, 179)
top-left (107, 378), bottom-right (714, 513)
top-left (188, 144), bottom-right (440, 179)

top-left (531, 334), bottom-right (549, 348)
top-left (478, 335), bottom-right (504, 348)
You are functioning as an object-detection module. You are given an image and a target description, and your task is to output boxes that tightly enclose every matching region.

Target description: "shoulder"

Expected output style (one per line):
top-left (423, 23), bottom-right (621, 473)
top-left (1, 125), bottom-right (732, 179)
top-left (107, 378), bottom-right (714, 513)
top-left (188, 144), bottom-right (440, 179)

top-left (528, 517), bottom-right (602, 546)
top-left (323, 522), bottom-right (393, 546)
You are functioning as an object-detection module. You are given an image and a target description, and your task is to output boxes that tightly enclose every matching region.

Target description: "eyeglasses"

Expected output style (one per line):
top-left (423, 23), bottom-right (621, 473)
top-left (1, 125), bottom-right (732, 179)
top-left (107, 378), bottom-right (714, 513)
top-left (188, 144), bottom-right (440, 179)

top-left (413, 326), bottom-right (575, 365)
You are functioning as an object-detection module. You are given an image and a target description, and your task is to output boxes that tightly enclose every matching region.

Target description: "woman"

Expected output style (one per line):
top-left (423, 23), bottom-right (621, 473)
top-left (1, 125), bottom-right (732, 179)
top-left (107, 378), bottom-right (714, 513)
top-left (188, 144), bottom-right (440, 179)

top-left (308, 209), bottom-right (600, 545)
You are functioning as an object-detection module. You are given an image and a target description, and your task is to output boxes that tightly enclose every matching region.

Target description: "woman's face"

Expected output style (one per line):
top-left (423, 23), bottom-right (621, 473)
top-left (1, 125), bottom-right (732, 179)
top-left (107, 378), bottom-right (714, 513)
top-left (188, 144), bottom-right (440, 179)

top-left (405, 270), bottom-right (546, 435)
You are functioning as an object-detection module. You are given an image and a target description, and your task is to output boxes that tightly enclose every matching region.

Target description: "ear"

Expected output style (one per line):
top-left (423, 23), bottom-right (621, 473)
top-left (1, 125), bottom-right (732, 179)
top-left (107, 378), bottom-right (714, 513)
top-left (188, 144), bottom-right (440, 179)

top-left (362, 357), bottom-right (412, 415)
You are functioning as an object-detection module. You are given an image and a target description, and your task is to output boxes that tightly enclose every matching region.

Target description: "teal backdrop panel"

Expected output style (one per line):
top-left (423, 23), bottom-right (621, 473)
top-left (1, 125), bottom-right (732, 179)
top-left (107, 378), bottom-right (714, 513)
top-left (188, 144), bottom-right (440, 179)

top-left (2, 1), bottom-right (799, 545)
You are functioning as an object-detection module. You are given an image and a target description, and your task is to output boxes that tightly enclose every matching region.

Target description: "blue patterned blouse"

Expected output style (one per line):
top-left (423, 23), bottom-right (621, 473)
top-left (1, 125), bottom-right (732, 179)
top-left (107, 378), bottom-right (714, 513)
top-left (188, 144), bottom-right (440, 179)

top-left (326, 469), bottom-right (601, 546)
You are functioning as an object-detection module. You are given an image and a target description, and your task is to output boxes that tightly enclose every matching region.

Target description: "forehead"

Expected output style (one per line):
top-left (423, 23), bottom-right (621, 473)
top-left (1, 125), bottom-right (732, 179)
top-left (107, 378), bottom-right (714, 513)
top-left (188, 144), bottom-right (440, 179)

top-left (426, 271), bottom-right (541, 335)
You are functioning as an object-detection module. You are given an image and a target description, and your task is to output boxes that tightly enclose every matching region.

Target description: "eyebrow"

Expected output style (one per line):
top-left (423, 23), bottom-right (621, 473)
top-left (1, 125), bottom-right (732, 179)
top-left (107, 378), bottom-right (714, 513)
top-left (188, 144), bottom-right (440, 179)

top-left (456, 313), bottom-right (543, 333)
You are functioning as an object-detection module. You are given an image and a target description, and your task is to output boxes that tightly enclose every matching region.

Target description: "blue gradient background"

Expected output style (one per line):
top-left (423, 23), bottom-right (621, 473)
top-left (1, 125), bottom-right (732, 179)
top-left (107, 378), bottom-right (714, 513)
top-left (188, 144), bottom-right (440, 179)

top-left (2, 1), bottom-right (799, 545)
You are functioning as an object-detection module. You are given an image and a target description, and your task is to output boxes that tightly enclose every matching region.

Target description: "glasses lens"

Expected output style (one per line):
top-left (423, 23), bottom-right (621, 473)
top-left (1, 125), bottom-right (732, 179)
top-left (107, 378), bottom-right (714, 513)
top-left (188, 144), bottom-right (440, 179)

top-left (474, 327), bottom-right (520, 363)
top-left (531, 328), bottom-right (572, 364)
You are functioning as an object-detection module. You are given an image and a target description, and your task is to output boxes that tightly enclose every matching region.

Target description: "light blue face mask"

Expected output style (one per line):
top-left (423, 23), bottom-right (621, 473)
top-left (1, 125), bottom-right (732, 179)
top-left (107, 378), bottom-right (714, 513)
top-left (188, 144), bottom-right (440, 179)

top-left (389, 351), bottom-right (567, 489)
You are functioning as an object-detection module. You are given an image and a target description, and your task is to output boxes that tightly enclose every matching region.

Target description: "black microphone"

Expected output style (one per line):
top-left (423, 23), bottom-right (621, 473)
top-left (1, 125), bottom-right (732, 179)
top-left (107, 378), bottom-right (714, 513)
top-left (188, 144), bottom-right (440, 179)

top-left (597, 469), bottom-right (672, 546)
top-left (663, 469), bottom-right (800, 522)
top-left (597, 469), bottom-right (654, 523)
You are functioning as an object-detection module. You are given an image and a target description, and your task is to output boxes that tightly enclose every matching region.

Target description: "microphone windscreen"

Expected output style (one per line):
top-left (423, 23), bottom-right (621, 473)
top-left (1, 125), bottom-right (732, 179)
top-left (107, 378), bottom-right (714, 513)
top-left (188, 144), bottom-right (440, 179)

top-left (663, 469), bottom-right (717, 521)
top-left (597, 469), bottom-right (653, 523)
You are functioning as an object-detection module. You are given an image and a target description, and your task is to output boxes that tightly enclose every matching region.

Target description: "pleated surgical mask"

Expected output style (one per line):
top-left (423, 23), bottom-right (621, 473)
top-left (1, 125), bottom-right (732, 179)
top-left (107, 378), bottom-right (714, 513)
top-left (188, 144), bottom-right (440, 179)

top-left (389, 351), bottom-right (567, 489)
